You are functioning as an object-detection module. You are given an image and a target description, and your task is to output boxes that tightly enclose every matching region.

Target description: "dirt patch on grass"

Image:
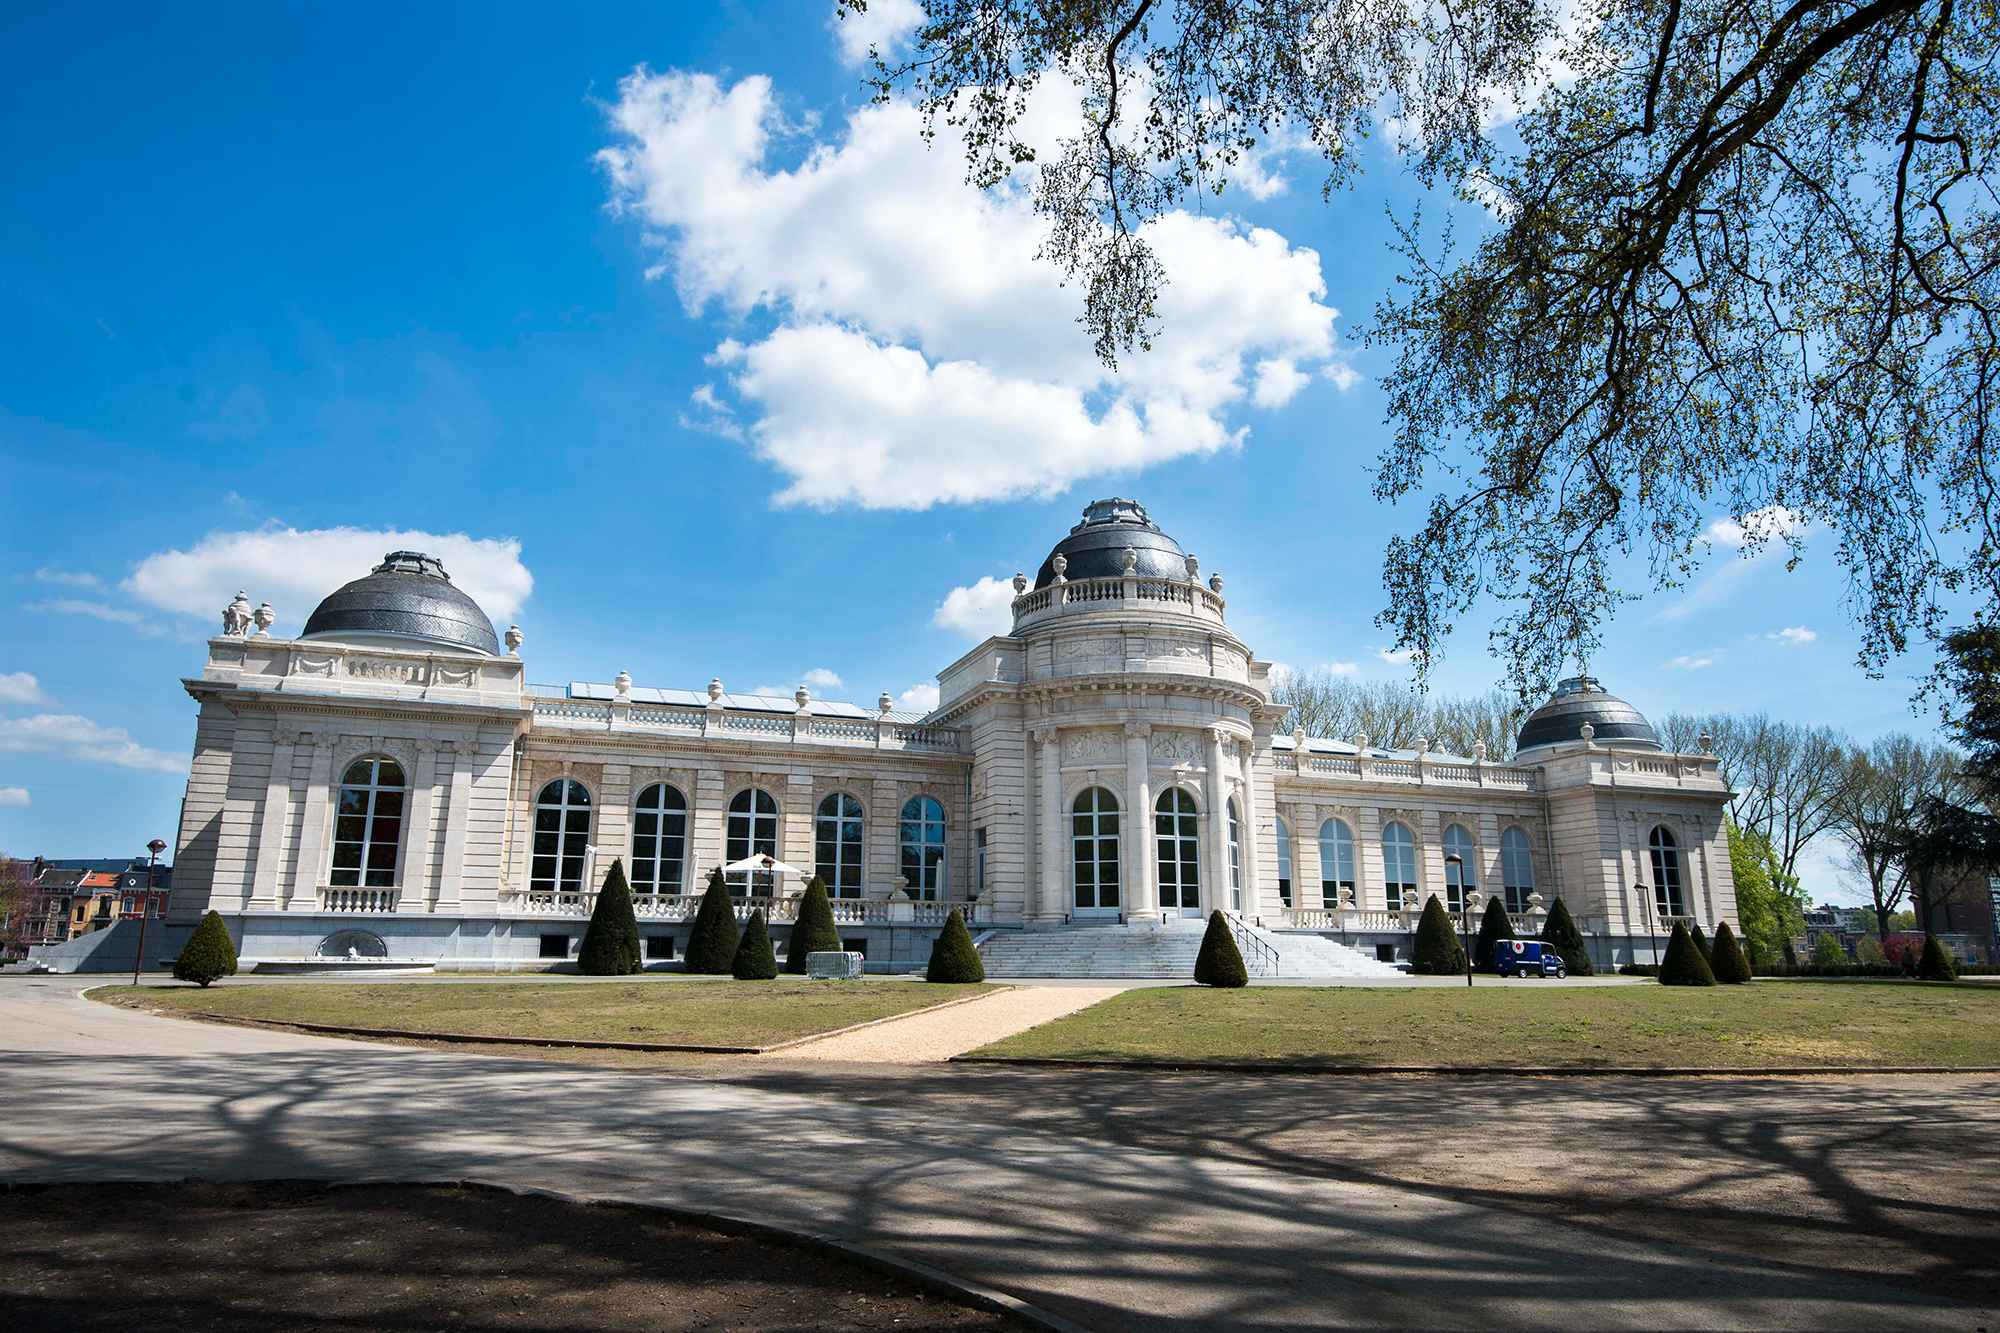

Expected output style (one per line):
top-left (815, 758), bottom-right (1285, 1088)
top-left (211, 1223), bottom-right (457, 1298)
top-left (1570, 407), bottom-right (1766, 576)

top-left (0, 1180), bottom-right (1038, 1332)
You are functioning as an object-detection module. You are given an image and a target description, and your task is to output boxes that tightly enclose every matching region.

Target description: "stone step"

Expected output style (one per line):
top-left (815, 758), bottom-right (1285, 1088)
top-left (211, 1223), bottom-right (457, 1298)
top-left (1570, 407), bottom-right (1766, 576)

top-left (976, 922), bottom-right (1406, 979)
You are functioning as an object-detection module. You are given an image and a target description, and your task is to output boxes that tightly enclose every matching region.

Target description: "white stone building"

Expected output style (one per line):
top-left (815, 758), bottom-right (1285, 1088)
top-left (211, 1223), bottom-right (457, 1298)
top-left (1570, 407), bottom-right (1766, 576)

top-left (162, 501), bottom-right (1737, 975)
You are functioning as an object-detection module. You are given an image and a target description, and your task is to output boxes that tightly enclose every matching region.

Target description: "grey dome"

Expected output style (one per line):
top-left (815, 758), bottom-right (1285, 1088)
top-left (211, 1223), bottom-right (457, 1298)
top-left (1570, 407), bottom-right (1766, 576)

top-left (1516, 675), bottom-right (1661, 753)
top-left (300, 551), bottom-right (500, 656)
top-left (1034, 498), bottom-right (1191, 589)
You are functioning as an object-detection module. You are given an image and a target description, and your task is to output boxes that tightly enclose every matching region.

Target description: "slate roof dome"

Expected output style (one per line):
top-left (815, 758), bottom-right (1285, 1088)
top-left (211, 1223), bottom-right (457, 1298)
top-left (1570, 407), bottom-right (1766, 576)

top-left (300, 551), bottom-right (501, 656)
top-left (1034, 498), bottom-right (1191, 589)
top-left (1515, 674), bottom-right (1662, 754)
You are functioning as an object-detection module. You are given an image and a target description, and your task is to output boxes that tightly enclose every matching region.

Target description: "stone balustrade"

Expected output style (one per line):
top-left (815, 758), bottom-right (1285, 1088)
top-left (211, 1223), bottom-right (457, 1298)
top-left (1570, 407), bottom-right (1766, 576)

top-left (318, 887), bottom-right (400, 914)
top-left (498, 891), bottom-right (988, 927)
top-left (526, 694), bottom-right (961, 753)
top-left (1010, 574), bottom-right (1227, 633)
top-left (1274, 750), bottom-right (1541, 791)
top-left (1276, 904), bottom-right (1551, 935)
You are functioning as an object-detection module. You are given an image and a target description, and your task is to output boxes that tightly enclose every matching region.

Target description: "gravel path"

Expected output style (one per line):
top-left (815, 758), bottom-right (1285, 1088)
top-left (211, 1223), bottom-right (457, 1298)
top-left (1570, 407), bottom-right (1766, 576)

top-left (779, 985), bottom-right (1126, 1063)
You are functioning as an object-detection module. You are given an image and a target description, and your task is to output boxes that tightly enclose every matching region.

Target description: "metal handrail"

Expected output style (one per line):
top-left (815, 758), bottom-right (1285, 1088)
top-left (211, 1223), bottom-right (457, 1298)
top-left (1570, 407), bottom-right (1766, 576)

top-left (1228, 915), bottom-right (1281, 977)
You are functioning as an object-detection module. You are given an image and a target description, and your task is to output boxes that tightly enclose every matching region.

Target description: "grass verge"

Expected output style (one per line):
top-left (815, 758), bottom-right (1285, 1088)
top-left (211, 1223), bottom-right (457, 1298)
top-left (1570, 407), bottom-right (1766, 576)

top-left (967, 980), bottom-right (2000, 1069)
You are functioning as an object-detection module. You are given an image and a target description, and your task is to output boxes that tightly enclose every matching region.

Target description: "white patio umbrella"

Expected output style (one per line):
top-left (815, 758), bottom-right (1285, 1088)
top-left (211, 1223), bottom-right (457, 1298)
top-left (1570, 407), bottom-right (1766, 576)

top-left (720, 852), bottom-right (808, 893)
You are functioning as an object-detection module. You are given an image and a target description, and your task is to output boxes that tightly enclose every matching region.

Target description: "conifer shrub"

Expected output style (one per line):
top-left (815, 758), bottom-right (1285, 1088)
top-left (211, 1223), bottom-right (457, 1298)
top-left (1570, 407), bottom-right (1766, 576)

top-left (1709, 920), bottom-right (1753, 984)
top-left (732, 908), bottom-right (778, 980)
top-left (926, 907), bottom-right (986, 982)
top-left (1537, 896), bottom-right (1595, 976)
top-left (1781, 940), bottom-right (1799, 966)
top-left (1918, 933), bottom-right (1958, 981)
top-left (1810, 934), bottom-right (1847, 968)
top-left (577, 858), bottom-right (642, 975)
top-left (1411, 895), bottom-right (1466, 975)
top-left (1474, 895), bottom-right (1515, 972)
top-left (1657, 921), bottom-right (1717, 986)
top-left (1690, 923), bottom-right (1712, 963)
top-left (683, 868), bottom-right (741, 974)
top-left (173, 910), bottom-right (238, 987)
top-left (1192, 910), bottom-right (1249, 987)
top-left (785, 874), bottom-right (844, 974)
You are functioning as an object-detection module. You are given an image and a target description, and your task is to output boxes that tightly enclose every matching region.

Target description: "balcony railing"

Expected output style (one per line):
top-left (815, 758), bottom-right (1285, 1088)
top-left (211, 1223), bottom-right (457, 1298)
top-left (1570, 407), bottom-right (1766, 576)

top-left (1276, 904), bottom-right (1549, 935)
top-left (1274, 751), bottom-right (1541, 791)
top-left (318, 887), bottom-right (400, 913)
top-left (1010, 574), bottom-right (1227, 632)
top-left (499, 891), bottom-right (988, 927)
top-left (528, 697), bottom-right (961, 753)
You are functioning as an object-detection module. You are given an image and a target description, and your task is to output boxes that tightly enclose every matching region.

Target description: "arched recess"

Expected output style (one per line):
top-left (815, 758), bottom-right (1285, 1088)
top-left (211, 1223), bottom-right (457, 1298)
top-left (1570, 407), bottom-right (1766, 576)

top-left (1275, 816), bottom-right (1293, 907)
top-left (631, 783), bottom-right (688, 896)
top-left (1071, 787), bottom-right (1121, 917)
top-left (531, 779), bottom-right (592, 894)
top-left (332, 756), bottom-right (405, 888)
top-left (1227, 798), bottom-right (1244, 910)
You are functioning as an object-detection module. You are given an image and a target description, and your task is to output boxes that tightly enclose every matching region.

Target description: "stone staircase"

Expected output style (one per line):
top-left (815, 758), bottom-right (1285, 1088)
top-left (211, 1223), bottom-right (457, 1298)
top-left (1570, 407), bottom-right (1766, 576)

top-left (976, 919), bottom-right (1405, 979)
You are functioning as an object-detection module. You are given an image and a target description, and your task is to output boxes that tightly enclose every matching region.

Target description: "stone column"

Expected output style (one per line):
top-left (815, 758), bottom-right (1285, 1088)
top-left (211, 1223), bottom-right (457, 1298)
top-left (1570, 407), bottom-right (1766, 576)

top-left (436, 741), bottom-right (472, 910)
top-left (1124, 723), bottom-right (1154, 918)
top-left (292, 735), bottom-right (336, 911)
top-left (1237, 741), bottom-right (1265, 920)
top-left (404, 740), bottom-right (441, 911)
top-left (1036, 728), bottom-right (1064, 922)
top-left (247, 728), bottom-right (298, 911)
top-left (1205, 727), bottom-right (1232, 912)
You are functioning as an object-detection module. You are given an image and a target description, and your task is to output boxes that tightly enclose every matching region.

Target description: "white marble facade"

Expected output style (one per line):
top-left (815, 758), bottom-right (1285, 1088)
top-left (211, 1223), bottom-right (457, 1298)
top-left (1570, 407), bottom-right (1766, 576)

top-left (166, 502), bottom-right (1737, 971)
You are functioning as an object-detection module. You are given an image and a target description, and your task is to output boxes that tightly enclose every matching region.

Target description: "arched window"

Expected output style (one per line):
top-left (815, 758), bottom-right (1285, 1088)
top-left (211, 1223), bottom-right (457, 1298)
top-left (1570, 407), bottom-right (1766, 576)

top-left (726, 788), bottom-right (779, 896)
top-left (1319, 818), bottom-right (1356, 910)
top-left (1275, 817), bottom-right (1293, 907)
top-left (901, 796), bottom-right (946, 900)
top-left (1442, 824), bottom-right (1475, 914)
top-left (1501, 828), bottom-right (1536, 914)
top-left (531, 779), bottom-right (592, 894)
top-left (1381, 821), bottom-right (1418, 913)
top-left (815, 792), bottom-right (865, 899)
top-left (631, 784), bottom-right (688, 896)
top-left (332, 757), bottom-right (405, 888)
top-left (1156, 789), bottom-right (1201, 913)
top-left (1070, 787), bottom-right (1120, 914)
top-left (1227, 799), bottom-right (1243, 909)
top-left (1649, 825), bottom-right (1686, 918)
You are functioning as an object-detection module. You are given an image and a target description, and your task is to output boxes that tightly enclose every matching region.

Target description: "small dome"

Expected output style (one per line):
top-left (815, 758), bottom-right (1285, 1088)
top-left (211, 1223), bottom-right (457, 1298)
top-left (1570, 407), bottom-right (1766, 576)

top-left (1515, 675), bottom-right (1661, 754)
top-left (1034, 498), bottom-right (1190, 589)
top-left (301, 551), bottom-right (500, 656)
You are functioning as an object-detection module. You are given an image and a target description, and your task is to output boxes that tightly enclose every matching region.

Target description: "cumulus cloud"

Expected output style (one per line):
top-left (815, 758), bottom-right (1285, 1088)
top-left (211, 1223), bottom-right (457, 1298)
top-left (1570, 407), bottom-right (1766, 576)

top-left (32, 566), bottom-right (102, 589)
top-left (830, 0), bottom-right (924, 66)
top-left (123, 525), bottom-right (533, 637)
top-left (1376, 647), bottom-right (1416, 666)
top-left (1767, 626), bottom-right (1817, 644)
top-left (0, 672), bottom-right (49, 706)
top-left (1664, 652), bottom-right (1717, 670)
top-left (933, 576), bottom-right (1018, 638)
top-left (0, 787), bottom-right (27, 807)
top-left (26, 599), bottom-right (161, 633)
top-left (0, 714), bottom-right (186, 773)
top-left (597, 69), bottom-right (1347, 509)
top-left (1705, 505), bottom-right (1806, 549)
top-left (802, 667), bottom-right (843, 690)
top-left (896, 682), bottom-right (941, 714)
top-left (1655, 506), bottom-right (1811, 623)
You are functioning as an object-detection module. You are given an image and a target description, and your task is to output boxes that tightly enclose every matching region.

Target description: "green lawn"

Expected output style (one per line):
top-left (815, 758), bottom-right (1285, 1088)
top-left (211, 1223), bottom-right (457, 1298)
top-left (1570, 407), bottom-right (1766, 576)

top-left (115, 979), bottom-right (998, 1050)
top-left (969, 981), bottom-right (2000, 1068)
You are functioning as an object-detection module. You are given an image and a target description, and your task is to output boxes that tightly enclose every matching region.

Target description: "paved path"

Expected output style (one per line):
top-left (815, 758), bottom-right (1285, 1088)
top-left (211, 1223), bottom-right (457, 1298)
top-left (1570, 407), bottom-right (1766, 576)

top-left (0, 977), bottom-right (1986, 1332)
top-left (784, 986), bottom-right (1125, 1063)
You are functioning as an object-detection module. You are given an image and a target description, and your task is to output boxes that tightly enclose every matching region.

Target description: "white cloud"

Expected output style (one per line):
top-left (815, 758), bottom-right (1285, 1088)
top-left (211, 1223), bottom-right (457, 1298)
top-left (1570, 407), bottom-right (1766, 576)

top-left (0, 672), bottom-right (49, 706)
top-left (123, 525), bottom-right (533, 637)
top-left (33, 566), bottom-right (102, 589)
top-left (1705, 505), bottom-right (1806, 549)
top-left (1655, 506), bottom-right (1811, 623)
top-left (597, 70), bottom-right (1346, 510)
top-left (1325, 660), bottom-right (1360, 676)
top-left (896, 682), bottom-right (941, 714)
top-left (26, 599), bottom-right (160, 632)
top-left (933, 576), bottom-right (1018, 638)
top-left (0, 787), bottom-right (27, 807)
top-left (801, 667), bottom-right (843, 690)
top-left (0, 714), bottom-right (186, 773)
top-left (1663, 653), bottom-right (1717, 670)
top-left (1767, 626), bottom-right (1817, 644)
top-left (1376, 647), bottom-right (1416, 665)
top-left (830, 0), bottom-right (924, 66)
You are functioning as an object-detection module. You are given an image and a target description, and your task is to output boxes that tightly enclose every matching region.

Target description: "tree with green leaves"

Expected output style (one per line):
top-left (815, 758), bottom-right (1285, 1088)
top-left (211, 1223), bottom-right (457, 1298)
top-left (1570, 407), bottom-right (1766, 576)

top-left (1709, 921), bottom-right (1753, 984)
top-left (785, 875), bottom-right (845, 974)
top-left (1810, 934), bottom-right (1849, 968)
top-left (683, 868), bottom-right (741, 975)
top-left (732, 908), bottom-right (778, 980)
top-left (1830, 736), bottom-right (1963, 946)
top-left (173, 911), bottom-right (238, 988)
top-left (1411, 895), bottom-right (1466, 975)
top-left (1474, 895), bottom-right (1515, 972)
top-left (1726, 820), bottom-right (1808, 965)
top-left (926, 908), bottom-right (987, 982)
top-left (577, 858), bottom-right (642, 975)
top-left (1658, 922), bottom-right (1716, 986)
top-left (1537, 896), bottom-right (1594, 976)
top-left (1192, 910), bottom-right (1248, 987)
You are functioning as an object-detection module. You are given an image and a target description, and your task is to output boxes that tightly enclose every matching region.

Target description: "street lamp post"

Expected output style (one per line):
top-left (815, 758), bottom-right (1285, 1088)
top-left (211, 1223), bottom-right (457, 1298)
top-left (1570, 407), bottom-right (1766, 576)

top-left (1446, 852), bottom-right (1474, 988)
top-left (132, 838), bottom-right (167, 986)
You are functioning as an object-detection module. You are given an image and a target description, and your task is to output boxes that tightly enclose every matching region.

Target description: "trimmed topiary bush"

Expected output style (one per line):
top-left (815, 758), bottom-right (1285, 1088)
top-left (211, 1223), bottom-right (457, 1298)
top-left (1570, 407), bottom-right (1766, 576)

top-left (1193, 911), bottom-right (1249, 987)
top-left (926, 908), bottom-right (986, 982)
top-left (1918, 933), bottom-right (1958, 981)
top-left (1474, 895), bottom-right (1515, 972)
top-left (1781, 940), bottom-right (1799, 966)
top-left (732, 908), bottom-right (778, 980)
top-left (1658, 921), bottom-right (1717, 986)
top-left (1810, 934), bottom-right (1847, 968)
top-left (173, 910), bottom-right (238, 987)
top-left (1538, 896), bottom-right (1595, 976)
top-left (577, 858), bottom-right (642, 975)
top-left (1690, 923), bottom-right (1711, 964)
top-left (785, 874), bottom-right (844, 974)
top-left (1412, 895), bottom-right (1467, 975)
top-left (1709, 920), bottom-right (1753, 984)
top-left (683, 868), bottom-right (741, 975)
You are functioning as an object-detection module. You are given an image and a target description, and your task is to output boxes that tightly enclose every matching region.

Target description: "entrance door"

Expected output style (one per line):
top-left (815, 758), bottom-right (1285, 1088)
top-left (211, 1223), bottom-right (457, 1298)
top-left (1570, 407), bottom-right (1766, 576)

top-left (1155, 789), bottom-right (1202, 917)
top-left (1071, 787), bottom-right (1121, 918)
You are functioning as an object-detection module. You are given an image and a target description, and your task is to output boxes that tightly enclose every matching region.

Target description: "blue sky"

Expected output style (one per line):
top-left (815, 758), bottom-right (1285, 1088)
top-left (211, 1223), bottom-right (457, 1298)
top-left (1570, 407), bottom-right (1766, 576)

top-left (0, 1), bottom-right (1950, 900)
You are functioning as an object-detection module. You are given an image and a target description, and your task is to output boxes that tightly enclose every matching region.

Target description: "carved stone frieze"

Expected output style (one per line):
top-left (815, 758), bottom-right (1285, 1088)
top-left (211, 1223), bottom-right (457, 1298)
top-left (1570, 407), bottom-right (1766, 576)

top-left (1056, 636), bottom-right (1122, 663)
top-left (1150, 730), bottom-right (1204, 765)
top-left (1145, 637), bottom-right (1206, 661)
top-left (289, 654), bottom-right (337, 679)
top-left (1061, 729), bottom-right (1120, 763)
top-left (347, 656), bottom-right (427, 685)
top-left (1211, 645), bottom-right (1248, 675)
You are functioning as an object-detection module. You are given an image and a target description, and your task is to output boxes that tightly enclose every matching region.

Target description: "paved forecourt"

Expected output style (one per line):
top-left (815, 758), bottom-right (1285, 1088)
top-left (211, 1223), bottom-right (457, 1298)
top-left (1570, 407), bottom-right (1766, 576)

top-left (0, 976), bottom-right (1983, 1333)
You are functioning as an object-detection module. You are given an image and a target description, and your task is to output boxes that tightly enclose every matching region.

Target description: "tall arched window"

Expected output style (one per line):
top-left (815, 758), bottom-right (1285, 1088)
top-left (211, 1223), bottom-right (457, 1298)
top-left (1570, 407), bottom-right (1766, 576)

top-left (901, 796), bottom-right (946, 900)
top-left (332, 757), bottom-right (405, 888)
top-left (1227, 799), bottom-right (1243, 909)
top-left (631, 783), bottom-right (687, 896)
top-left (1319, 818), bottom-right (1356, 910)
top-left (1275, 817), bottom-right (1293, 907)
top-left (727, 788), bottom-right (779, 896)
top-left (1156, 789), bottom-right (1201, 913)
top-left (1442, 824), bottom-right (1475, 914)
top-left (1649, 825), bottom-right (1686, 918)
top-left (1501, 828), bottom-right (1536, 914)
top-left (531, 779), bottom-right (592, 895)
top-left (815, 793), bottom-right (865, 899)
top-left (1071, 787), bottom-right (1120, 915)
top-left (1381, 821), bottom-right (1418, 913)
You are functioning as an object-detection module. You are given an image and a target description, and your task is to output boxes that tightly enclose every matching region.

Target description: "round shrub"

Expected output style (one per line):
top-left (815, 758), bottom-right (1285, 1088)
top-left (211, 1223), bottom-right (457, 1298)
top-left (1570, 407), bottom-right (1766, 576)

top-left (926, 908), bottom-right (986, 982)
top-left (1658, 921), bottom-right (1717, 986)
top-left (1193, 911), bottom-right (1248, 987)
top-left (172, 910), bottom-right (238, 987)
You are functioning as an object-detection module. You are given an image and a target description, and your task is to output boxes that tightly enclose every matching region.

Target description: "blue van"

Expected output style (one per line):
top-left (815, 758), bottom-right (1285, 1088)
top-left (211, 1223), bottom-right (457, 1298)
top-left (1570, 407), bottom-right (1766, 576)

top-left (1493, 939), bottom-right (1568, 978)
